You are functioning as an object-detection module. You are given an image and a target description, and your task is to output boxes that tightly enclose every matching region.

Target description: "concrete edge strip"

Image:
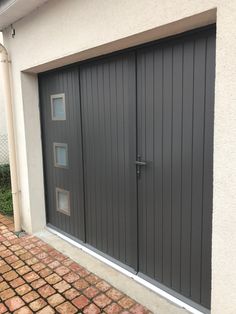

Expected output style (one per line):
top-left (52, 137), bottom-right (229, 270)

top-left (37, 226), bottom-right (203, 314)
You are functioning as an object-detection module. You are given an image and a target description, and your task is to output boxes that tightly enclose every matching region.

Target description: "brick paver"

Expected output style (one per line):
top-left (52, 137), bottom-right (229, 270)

top-left (0, 213), bottom-right (151, 313)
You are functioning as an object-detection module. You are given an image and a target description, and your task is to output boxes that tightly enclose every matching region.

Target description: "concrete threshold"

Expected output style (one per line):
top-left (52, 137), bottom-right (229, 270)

top-left (36, 228), bottom-right (189, 314)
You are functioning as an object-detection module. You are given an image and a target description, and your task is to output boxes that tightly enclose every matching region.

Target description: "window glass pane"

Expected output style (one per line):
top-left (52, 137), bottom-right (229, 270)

top-left (56, 188), bottom-right (70, 216)
top-left (53, 97), bottom-right (64, 118)
top-left (55, 145), bottom-right (67, 167)
top-left (51, 94), bottom-right (65, 120)
top-left (58, 191), bottom-right (69, 211)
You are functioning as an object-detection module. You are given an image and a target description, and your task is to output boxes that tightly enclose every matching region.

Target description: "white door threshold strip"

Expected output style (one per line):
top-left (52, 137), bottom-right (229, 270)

top-left (45, 226), bottom-right (203, 314)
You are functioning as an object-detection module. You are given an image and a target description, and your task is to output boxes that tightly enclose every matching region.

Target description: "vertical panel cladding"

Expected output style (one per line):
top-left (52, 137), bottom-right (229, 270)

top-left (40, 26), bottom-right (215, 310)
top-left (80, 53), bottom-right (137, 270)
top-left (137, 50), bottom-right (146, 275)
top-left (124, 55), bottom-right (137, 267)
top-left (137, 27), bottom-right (215, 309)
top-left (190, 36), bottom-right (207, 304)
top-left (162, 45), bottom-right (173, 287)
top-left (181, 39), bottom-right (194, 298)
top-left (39, 67), bottom-right (85, 241)
top-left (144, 50), bottom-right (155, 279)
top-left (153, 48), bottom-right (164, 283)
top-left (171, 43), bottom-right (183, 292)
top-left (97, 63), bottom-right (107, 252)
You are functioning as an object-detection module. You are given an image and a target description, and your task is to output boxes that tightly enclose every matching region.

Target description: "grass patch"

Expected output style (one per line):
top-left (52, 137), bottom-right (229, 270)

top-left (0, 164), bottom-right (13, 216)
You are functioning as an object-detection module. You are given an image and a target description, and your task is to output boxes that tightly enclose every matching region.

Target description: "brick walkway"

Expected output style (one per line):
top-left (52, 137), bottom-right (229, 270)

top-left (0, 214), bottom-right (151, 313)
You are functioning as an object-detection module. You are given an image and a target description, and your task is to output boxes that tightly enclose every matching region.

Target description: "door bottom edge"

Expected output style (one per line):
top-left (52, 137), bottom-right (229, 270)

top-left (137, 272), bottom-right (210, 314)
top-left (45, 224), bottom-right (208, 314)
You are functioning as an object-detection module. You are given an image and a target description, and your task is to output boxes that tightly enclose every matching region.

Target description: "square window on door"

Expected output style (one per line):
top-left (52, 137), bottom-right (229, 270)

top-left (56, 188), bottom-right (70, 216)
top-left (54, 143), bottom-right (68, 168)
top-left (51, 94), bottom-right (66, 120)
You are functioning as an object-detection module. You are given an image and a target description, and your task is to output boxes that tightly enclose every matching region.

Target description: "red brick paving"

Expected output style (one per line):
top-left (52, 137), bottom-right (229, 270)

top-left (0, 214), bottom-right (151, 313)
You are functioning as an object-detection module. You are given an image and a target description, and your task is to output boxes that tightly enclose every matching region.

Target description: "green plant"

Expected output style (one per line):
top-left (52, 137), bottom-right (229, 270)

top-left (0, 188), bottom-right (13, 215)
top-left (0, 164), bottom-right (13, 215)
top-left (0, 164), bottom-right (11, 188)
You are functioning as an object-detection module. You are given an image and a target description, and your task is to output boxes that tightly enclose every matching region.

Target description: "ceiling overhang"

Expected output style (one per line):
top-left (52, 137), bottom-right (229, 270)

top-left (0, 0), bottom-right (48, 31)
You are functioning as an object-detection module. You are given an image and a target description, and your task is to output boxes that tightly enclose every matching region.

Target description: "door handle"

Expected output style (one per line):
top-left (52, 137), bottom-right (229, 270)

top-left (135, 160), bottom-right (147, 166)
top-left (135, 156), bottom-right (147, 179)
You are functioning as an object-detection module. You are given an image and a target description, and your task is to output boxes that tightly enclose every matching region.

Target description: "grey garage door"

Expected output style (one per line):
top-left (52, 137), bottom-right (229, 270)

top-left (136, 29), bottom-right (215, 309)
top-left (79, 52), bottom-right (138, 271)
top-left (39, 67), bottom-right (85, 241)
top-left (39, 25), bottom-right (215, 311)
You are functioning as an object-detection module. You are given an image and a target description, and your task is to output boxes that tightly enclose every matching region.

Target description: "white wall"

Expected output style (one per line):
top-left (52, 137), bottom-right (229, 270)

top-left (0, 32), bottom-right (8, 164)
top-left (2, 1), bottom-right (236, 313)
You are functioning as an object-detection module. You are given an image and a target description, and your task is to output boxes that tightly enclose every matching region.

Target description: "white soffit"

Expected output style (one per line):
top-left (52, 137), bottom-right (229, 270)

top-left (0, 0), bottom-right (48, 31)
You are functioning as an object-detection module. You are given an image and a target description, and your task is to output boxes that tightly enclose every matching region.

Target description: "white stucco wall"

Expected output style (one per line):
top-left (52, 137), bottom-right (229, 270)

top-left (1, 1), bottom-right (236, 313)
top-left (0, 32), bottom-right (9, 164)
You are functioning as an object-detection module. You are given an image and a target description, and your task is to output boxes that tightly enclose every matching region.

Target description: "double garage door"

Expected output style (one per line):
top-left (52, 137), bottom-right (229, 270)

top-left (39, 26), bottom-right (215, 311)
